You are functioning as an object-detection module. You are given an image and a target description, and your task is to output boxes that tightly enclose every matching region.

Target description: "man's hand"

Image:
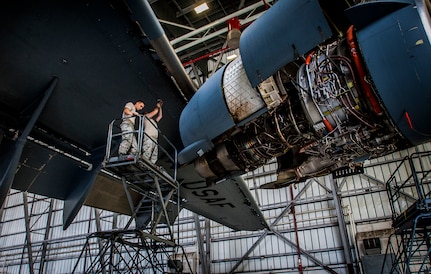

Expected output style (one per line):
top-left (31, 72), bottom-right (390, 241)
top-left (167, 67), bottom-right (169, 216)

top-left (156, 99), bottom-right (163, 108)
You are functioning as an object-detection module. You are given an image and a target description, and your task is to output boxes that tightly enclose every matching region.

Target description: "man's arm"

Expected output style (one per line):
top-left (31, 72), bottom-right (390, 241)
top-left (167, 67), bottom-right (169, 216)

top-left (155, 105), bottom-right (163, 122)
top-left (123, 102), bottom-right (139, 116)
top-left (145, 100), bottom-right (163, 119)
top-left (144, 107), bottom-right (159, 119)
top-left (123, 107), bottom-right (139, 116)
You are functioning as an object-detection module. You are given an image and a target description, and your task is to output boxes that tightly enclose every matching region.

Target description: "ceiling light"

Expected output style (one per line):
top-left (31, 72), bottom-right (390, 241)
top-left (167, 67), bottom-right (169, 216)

top-left (226, 49), bottom-right (239, 61)
top-left (227, 54), bottom-right (237, 60)
top-left (194, 3), bottom-right (209, 14)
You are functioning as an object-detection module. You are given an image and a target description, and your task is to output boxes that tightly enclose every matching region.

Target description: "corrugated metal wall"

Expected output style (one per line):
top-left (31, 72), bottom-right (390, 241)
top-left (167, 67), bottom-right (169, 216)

top-left (1, 142), bottom-right (430, 273)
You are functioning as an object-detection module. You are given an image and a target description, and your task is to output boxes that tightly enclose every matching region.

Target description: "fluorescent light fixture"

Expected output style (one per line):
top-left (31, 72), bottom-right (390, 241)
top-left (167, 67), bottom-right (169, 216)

top-left (226, 49), bottom-right (239, 61)
top-left (194, 3), bottom-right (209, 14)
top-left (227, 54), bottom-right (238, 60)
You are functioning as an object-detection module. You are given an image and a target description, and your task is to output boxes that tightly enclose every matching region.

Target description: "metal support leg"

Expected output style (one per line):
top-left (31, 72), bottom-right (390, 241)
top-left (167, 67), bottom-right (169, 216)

top-left (121, 177), bottom-right (146, 229)
top-left (152, 176), bottom-right (175, 238)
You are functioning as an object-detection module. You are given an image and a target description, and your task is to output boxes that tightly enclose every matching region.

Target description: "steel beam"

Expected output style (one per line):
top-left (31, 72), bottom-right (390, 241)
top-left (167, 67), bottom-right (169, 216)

top-left (94, 209), bottom-right (108, 274)
top-left (194, 214), bottom-right (209, 274)
top-left (228, 178), bottom-right (341, 273)
top-left (39, 198), bottom-right (54, 274)
top-left (272, 230), bottom-right (338, 274)
top-left (228, 180), bottom-right (313, 273)
top-left (328, 175), bottom-right (355, 274)
top-left (22, 192), bottom-right (35, 274)
top-left (170, 1), bottom-right (274, 46)
top-left (205, 218), bottom-right (211, 274)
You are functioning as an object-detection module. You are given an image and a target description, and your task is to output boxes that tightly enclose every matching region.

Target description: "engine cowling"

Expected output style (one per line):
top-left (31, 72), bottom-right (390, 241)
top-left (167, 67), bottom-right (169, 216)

top-left (178, 0), bottom-right (431, 184)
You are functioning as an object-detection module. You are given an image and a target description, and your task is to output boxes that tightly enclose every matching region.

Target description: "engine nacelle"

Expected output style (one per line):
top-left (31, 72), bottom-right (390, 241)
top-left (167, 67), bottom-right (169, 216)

top-left (178, 0), bottom-right (332, 173)
top-left (179, 56), bottom-right (289, 179)
top-left (179, 0), bottom-right (431, 184)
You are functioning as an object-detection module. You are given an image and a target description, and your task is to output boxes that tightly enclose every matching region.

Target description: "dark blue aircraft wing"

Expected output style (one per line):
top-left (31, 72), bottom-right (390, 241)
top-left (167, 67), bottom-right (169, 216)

top-left (0, 0), bottom-right (268, 231)
top-left (180, 177), bottom-right (268, 231)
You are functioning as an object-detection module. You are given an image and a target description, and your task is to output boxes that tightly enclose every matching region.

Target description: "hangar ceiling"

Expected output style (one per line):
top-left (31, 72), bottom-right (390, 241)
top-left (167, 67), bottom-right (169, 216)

top-left (148, 0), bottom-right (355, 77)
top-left (150, 0), bottom-right (272, 63)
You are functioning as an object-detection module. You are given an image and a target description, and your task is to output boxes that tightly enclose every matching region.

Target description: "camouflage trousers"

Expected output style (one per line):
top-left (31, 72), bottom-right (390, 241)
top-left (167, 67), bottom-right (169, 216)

top-left (118, 121), bottom-right (138, 155)
top-left (142, 135), bottom-right (158, 164)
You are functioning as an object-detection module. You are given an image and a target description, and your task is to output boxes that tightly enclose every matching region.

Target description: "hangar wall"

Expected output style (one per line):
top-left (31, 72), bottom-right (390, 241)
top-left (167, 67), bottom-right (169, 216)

top-left (0, 142), bottom-right (430, 273)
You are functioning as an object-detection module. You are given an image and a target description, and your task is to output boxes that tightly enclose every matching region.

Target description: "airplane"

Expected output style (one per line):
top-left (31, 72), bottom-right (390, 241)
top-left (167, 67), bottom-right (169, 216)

top-left (1, 0), bottom-right (430, 233)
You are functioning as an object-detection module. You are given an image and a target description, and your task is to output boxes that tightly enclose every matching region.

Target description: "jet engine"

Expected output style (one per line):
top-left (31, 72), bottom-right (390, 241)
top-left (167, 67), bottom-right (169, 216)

top-left (178, 0), bottom-right (431, 184)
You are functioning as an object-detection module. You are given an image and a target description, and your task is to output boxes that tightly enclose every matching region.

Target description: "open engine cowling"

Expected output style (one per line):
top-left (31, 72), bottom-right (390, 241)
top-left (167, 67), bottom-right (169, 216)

top-left (178, 0), bottom-right (431, 184)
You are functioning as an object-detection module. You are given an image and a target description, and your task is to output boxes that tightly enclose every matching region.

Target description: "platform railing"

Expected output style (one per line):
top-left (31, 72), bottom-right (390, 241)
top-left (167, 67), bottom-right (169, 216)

top-left (386, 151), bottom-right (431, 222)
top-left (103, 115), bottom-right (178, 181)
top-left (383, 151), bottom-right (431, 273)
top-left (102, 115), bottom-right (182, 246)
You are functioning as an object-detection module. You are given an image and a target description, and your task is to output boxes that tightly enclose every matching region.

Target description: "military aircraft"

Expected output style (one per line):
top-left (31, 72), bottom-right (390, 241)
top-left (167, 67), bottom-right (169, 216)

top-left (1, 0), bottom-right (430, 232)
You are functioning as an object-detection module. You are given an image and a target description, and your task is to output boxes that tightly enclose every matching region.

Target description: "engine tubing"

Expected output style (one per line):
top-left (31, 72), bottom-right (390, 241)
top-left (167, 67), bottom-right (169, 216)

top-left (347, 25), bottom-right (383, 115)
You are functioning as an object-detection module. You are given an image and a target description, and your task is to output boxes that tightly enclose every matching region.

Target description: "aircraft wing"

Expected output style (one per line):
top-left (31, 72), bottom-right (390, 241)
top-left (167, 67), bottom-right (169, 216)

top-left (175, 163), bottom-right (268, 231)
top-left (0, 0), bottom-right (269, 231)
top-left (180, 177), bottom-right (268, 231)
top-left (81, 158), bottom-right (268, 231)
top-left (0, 0), bottom-right (179, 227)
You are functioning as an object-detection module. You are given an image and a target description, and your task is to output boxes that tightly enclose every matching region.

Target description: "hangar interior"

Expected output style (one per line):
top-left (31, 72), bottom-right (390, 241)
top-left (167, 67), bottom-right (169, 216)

top-left (1, 0), bottom-right (431, 273)
top-left (1, 143), bottom-right (431, 273)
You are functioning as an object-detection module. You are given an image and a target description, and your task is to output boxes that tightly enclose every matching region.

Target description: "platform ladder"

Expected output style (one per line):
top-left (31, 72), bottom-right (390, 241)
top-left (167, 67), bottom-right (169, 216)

top-left (382, 151), bottom-right (431, 273)
top-left (73, 115), bottom-right (191, 273)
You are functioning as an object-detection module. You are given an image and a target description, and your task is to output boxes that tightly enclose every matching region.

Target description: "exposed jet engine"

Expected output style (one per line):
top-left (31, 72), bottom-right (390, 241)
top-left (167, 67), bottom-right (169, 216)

top-left (178, 0), bottom-right (431, 185)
